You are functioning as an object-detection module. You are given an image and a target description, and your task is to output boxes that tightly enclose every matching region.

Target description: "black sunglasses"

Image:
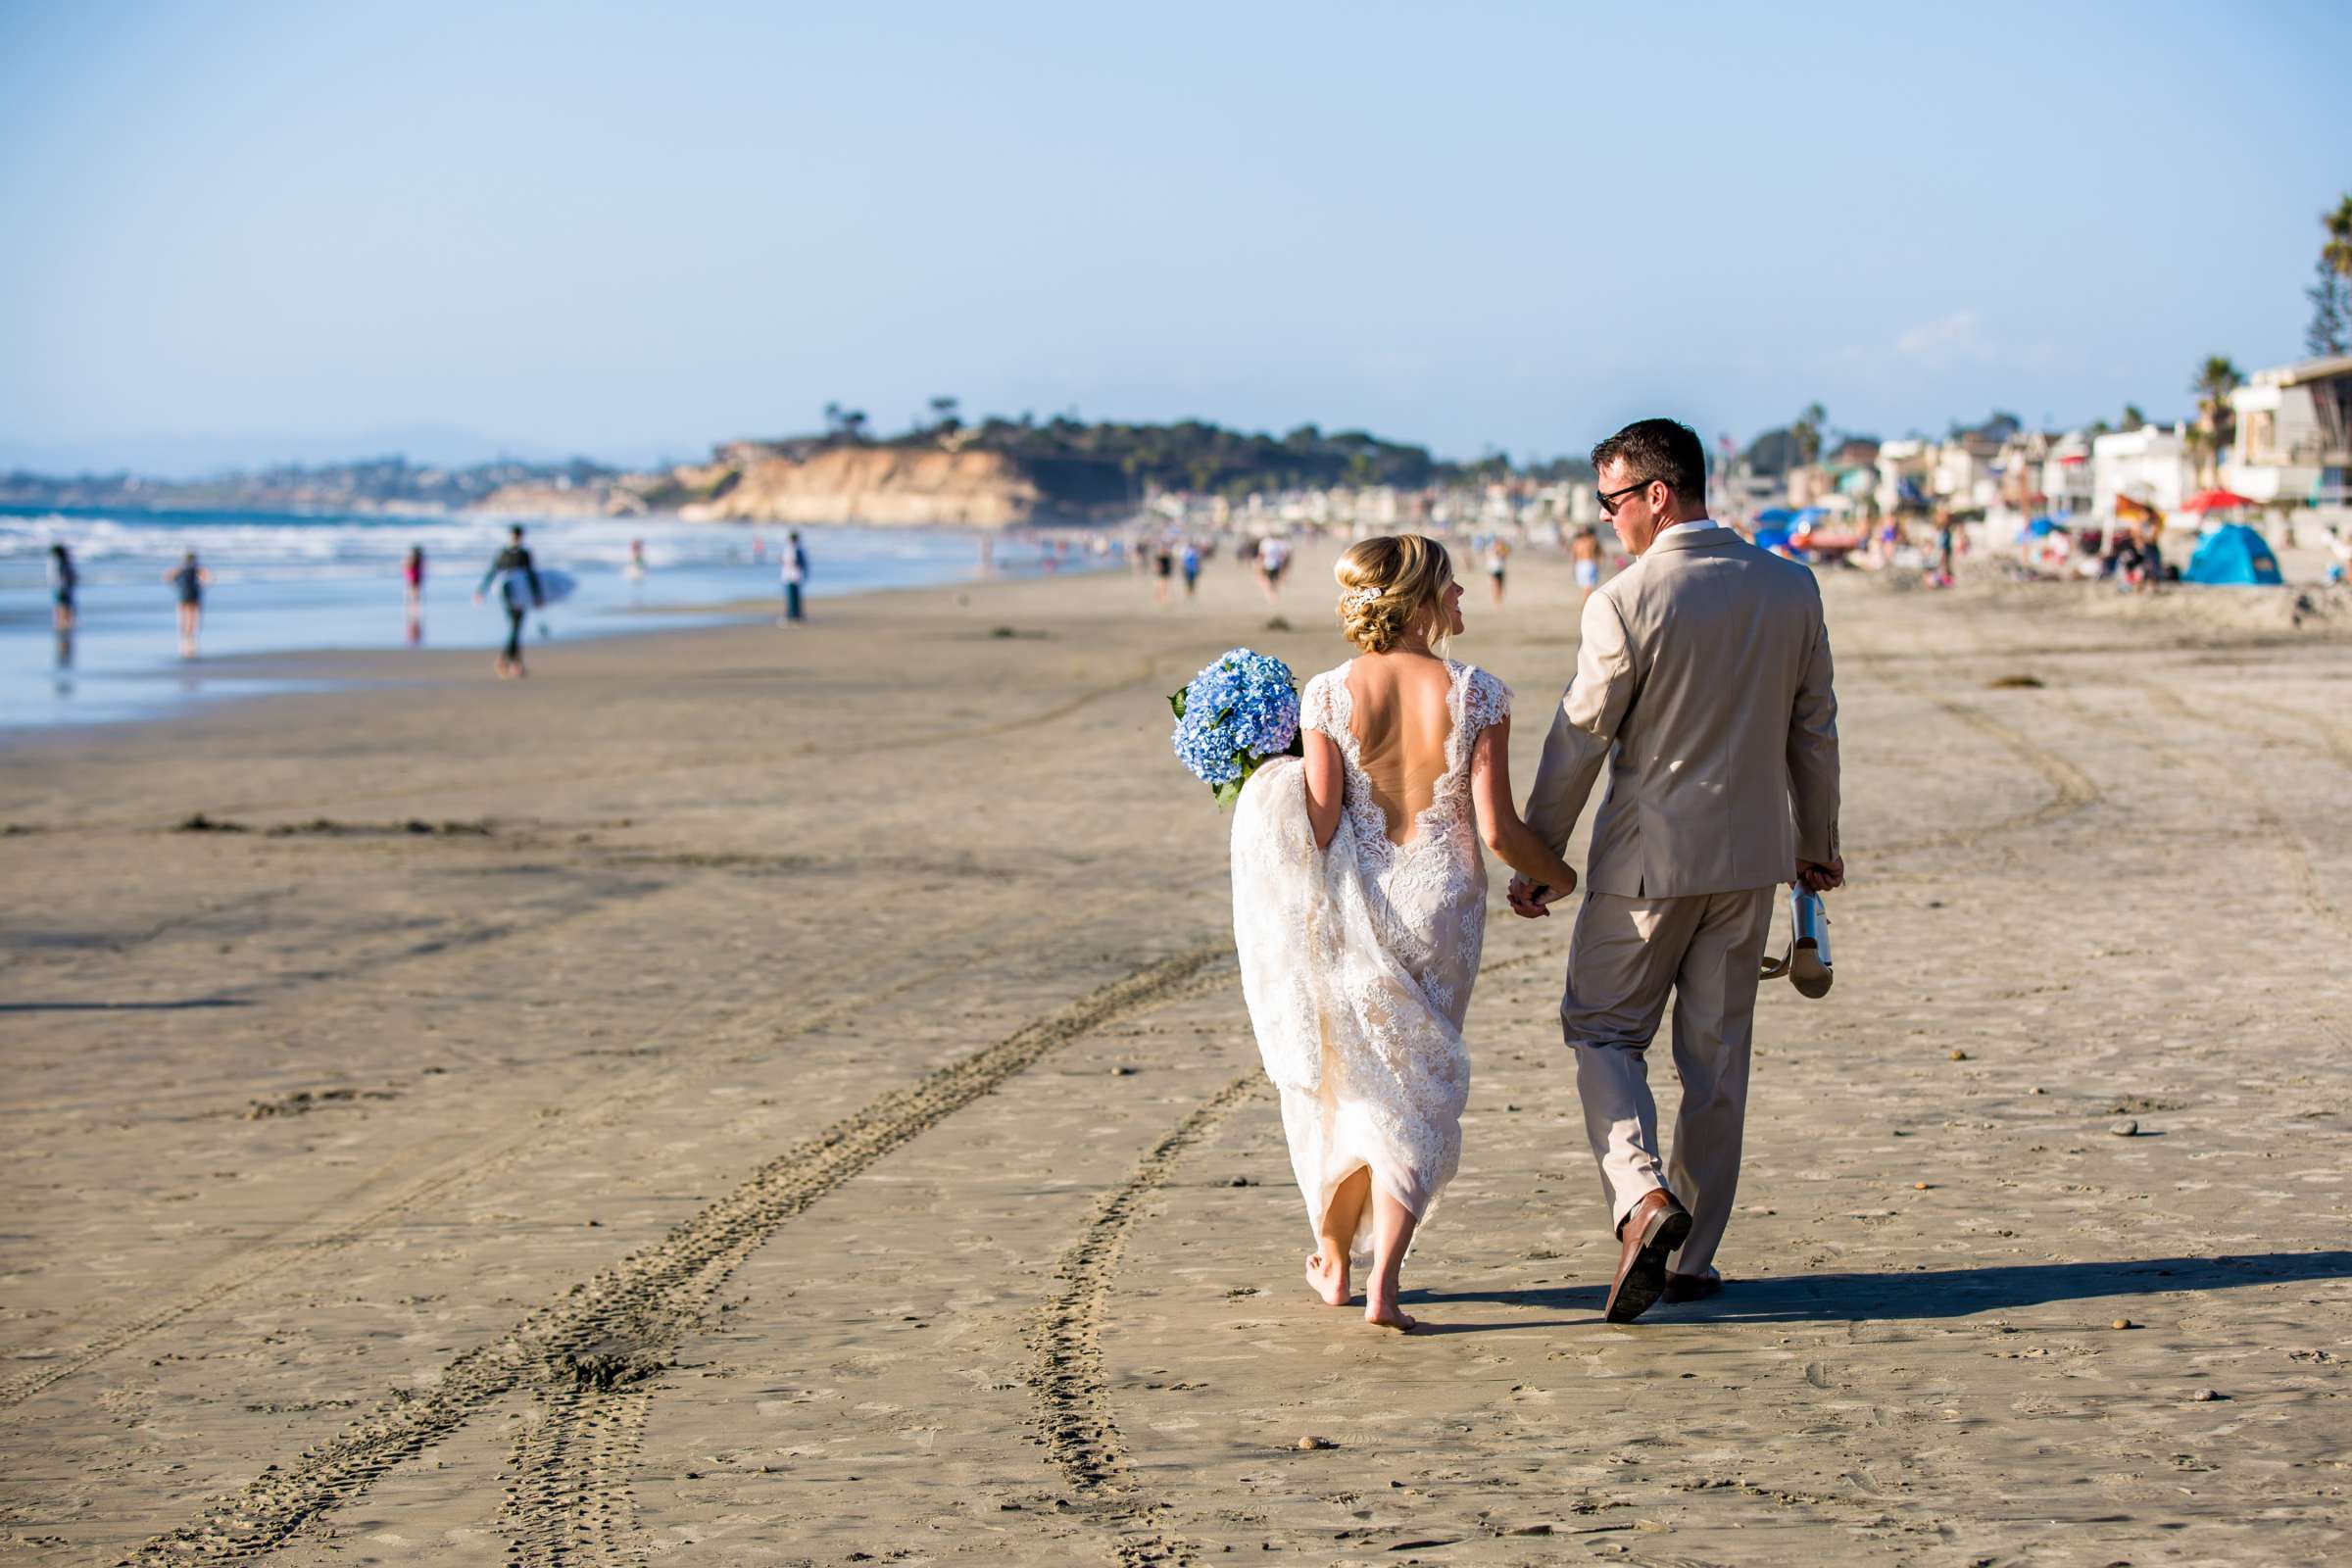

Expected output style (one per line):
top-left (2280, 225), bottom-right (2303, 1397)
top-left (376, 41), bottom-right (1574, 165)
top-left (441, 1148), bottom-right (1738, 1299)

top-left (1596, 477), bottom-right (1664, 516)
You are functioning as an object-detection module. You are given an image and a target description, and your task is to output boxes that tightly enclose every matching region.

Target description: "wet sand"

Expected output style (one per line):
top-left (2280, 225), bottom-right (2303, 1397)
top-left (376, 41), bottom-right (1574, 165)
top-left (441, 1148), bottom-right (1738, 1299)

top-left (3, 548), bottom-right (2349, 1566)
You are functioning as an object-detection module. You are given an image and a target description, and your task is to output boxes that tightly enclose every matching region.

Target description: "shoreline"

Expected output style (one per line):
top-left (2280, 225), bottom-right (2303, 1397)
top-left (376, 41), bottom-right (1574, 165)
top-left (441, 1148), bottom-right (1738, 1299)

top-left (2, 509), bottom-right (1114, 735)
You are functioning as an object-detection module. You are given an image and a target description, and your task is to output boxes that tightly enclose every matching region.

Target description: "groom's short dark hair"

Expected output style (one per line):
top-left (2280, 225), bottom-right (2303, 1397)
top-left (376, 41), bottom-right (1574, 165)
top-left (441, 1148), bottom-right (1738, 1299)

top-left (1592, 418), bottom-right (1706, 507)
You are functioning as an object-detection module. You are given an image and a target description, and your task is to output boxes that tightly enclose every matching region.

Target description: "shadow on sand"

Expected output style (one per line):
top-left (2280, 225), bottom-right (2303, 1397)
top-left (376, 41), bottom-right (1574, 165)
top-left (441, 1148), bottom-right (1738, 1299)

top-left (1406, 1250), bottom-right (2352, 1332)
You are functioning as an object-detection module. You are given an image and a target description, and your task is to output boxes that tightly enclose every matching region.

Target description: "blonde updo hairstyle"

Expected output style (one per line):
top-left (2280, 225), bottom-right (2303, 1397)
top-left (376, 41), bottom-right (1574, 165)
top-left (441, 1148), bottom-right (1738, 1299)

top-left (1334, 534), bottom-right (1455, 655)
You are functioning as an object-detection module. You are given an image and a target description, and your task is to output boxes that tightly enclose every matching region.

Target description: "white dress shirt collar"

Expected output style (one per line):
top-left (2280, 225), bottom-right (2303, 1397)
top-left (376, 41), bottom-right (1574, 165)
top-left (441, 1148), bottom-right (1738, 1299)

top-left (1657, 517), bottom-right (1728, 538)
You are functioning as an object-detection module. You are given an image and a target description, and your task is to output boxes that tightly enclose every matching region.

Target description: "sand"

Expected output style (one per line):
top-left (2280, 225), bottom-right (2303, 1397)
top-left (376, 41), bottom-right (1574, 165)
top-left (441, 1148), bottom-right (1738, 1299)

top-left (3, 545), bottom-right (2349, 1566)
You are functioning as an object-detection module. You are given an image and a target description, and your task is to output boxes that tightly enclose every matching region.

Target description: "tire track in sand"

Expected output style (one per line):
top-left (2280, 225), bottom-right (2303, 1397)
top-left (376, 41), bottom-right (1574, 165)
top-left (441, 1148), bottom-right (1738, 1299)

top-left (0, 888), bottom-right (1170, 1420)
top-left (114, 944), bottom-right (1228, 1565)
top-left (2104, 682), bottom-right (2352, 941)
top-left (1028, 1069), bottom-right (1269, 1568)
top-left (501, 950), bottom-right (1244, 1568)
top-left (1846, 637), bottom-right (2102, 857)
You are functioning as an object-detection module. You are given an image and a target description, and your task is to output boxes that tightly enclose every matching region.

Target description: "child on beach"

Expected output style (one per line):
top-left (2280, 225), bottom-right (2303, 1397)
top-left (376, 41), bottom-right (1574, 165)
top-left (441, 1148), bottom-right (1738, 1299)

top-left (404, 546), bottom-right (426, 643)
top-left (165, 551), bottom-right (210, 660)
top-left (1570, 527), bottom-right (1602, 603)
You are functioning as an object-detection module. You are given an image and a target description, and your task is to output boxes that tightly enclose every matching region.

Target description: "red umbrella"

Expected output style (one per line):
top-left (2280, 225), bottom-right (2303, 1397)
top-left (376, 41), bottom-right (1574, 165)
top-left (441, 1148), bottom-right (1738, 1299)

top-left (2180, 488), bottom-right (2255, 514)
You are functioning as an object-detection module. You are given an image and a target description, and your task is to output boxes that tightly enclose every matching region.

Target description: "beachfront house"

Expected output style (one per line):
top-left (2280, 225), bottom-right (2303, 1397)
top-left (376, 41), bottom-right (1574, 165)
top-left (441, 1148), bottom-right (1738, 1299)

top-left (1933, 441), bottom-right (1999, 512)
top-left (2091, 423), bottom-right (2195, 520)
top-left (2039, 431), bottom-right (2097, 520)
top-left (1826, 438), bottom-right (1882, 514)
top-left (1874, 439), bottom-right (1935, 516)
top-left (2226, 353), bottom-right (2352, 531)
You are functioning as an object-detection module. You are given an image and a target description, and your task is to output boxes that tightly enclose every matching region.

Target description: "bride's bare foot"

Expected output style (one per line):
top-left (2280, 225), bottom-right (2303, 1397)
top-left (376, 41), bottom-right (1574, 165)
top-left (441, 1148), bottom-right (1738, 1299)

top-left (1303, 1251), bottom-right (1349, 1306)
top-left (1363, 1284), bottom-right (1417, 1332)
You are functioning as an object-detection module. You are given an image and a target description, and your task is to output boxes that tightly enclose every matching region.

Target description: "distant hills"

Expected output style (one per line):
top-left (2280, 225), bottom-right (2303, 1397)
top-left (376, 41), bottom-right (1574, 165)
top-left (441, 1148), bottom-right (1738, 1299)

top-left (0, 455), bottom-right (624, 514)
top-left (2, 416), bottom-right (1595, 525)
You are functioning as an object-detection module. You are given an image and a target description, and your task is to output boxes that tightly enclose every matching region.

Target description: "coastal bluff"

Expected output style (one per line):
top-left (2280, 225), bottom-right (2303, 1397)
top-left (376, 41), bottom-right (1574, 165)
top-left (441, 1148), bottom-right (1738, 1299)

top-left (479, 442), bottom-right (1131, 527)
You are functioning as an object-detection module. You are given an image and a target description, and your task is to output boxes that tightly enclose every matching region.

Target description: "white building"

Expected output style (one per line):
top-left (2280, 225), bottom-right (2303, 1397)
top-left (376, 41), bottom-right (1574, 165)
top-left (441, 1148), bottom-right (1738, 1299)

top-left (2226, 353), bottom-right (2352, 513)
top-left (2039, 431), bottom-right (2096, 518)
top-left (2091, 424), bottom-right (2195, 519)
top-left (1932, 443), bottom-right (2000, 510)
top-left (1873, 438), bottom-right (1934, 515)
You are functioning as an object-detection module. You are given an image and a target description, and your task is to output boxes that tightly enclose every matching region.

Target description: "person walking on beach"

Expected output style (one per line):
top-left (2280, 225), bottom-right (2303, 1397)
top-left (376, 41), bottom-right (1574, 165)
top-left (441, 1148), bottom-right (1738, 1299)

top-left (49, 543), bottom-right (77, 633)
top-left (473, 525), bottom-right (543, 678)
top-left (165, 550), bottom-right (211, 660)
top-left (1256, 532), bottom-right (1292, 605)
top-left (1230, 535), bottom-right (1582, 1331)
top-left (1180, 540), bottom-right (1201, 599)
top-left (1153, 536), bottom-right (1176, 604)
top-left (1511, 418), bottom-right (1841, 1323)
top-left (779, 529), bottom-right (809, 624)
top-left (1483, 536), bottom-right (1511, 606)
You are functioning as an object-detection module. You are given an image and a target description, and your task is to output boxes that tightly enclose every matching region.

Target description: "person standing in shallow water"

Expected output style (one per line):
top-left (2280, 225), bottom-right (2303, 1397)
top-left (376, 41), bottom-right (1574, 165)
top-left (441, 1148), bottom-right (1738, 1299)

top-left (779, 530), bottom-right (809, 624)
top-left (165, 550), bottom-right (210, 659)
top-left (474, 525), bottom-right (543, 678)
top-left (49, 543), bottom-right (77, 634)
top-left (403, 545), bottom-right (426, 645)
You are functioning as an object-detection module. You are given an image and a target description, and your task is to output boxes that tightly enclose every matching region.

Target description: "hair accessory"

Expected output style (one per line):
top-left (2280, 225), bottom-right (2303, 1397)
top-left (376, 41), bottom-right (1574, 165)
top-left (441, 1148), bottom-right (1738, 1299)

top-left (1340, 585), bottom-right (1381, 614)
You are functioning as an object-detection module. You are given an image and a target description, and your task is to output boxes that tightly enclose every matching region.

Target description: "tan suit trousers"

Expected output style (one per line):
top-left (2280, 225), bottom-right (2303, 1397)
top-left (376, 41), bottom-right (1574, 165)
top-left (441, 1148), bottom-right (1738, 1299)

top-left (1561, 886), bottom-right (1774, 1277)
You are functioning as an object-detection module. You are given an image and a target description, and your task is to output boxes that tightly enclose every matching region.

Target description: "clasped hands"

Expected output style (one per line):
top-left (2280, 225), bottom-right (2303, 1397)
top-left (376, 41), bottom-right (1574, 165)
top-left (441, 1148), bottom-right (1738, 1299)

top-left (1504, 873), bottom-right (1571, 918)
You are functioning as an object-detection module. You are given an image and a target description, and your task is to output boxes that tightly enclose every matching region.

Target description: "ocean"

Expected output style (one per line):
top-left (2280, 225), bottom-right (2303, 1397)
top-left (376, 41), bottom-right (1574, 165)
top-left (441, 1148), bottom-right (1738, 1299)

top-left (0, 507), bottom-right (1102, 731)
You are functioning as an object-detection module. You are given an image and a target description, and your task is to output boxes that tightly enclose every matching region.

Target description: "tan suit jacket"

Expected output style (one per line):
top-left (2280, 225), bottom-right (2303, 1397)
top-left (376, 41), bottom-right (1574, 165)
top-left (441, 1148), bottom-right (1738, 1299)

top-left (1525, 526), bottom-right (1838, 898)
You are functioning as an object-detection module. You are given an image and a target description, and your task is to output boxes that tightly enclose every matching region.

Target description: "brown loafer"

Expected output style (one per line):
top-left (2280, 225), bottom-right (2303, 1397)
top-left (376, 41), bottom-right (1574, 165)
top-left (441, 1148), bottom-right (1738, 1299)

top-left (1662, 1269), bottom-right (1724, 1304)
top-left (1604, 1191), bottom-right (1691, 1324)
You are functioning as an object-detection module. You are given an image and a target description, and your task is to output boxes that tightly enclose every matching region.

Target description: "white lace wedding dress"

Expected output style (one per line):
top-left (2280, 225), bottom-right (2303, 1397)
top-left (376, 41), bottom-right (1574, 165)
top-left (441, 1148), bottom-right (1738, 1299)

top-left (1231, 659), bottom-right (1510, 1257)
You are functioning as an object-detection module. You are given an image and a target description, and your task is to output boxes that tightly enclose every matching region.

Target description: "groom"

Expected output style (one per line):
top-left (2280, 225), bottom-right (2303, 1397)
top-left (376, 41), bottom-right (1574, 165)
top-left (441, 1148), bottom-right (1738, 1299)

top-left (1510, 417), bottom-right (1841, 1324)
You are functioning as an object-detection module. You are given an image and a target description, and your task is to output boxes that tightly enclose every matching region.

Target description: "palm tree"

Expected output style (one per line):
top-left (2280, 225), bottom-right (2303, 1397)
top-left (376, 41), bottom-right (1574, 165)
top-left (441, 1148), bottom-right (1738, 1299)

top-left (2311, 194), bottom-right (2352, 356)
top-left (2189, 356), bottom-right (2242, 485)
top-left (1792, 402), bottom-right (1828, 467)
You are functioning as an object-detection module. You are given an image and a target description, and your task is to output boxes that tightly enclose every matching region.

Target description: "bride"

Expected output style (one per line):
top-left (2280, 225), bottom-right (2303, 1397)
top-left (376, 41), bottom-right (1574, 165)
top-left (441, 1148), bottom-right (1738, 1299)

top-left (1233, 535), bottom-right (1581, 1330)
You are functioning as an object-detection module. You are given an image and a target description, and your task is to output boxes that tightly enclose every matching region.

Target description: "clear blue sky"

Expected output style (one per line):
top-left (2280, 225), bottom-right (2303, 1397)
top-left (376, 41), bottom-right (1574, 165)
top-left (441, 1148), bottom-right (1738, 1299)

top-left (4, 0), bottom-right (2348, 475)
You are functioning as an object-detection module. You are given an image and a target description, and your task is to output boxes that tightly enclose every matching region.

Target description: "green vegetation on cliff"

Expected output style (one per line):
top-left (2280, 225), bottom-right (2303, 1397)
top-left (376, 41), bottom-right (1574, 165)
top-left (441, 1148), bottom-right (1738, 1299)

top-left (790, 405), bottom-right (1590, 501)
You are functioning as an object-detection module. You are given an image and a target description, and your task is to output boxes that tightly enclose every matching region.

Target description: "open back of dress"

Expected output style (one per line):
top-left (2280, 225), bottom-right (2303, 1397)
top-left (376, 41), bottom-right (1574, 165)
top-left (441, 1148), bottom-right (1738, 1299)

top-left (1342, 658), bottom-right (1459, 848)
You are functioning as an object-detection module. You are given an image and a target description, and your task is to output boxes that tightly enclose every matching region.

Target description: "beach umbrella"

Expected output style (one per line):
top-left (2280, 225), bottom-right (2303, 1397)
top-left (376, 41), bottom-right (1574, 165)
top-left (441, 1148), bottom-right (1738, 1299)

top-left (1752, 525), bottom-right (1793, 553)
top-left (1755, 507), bottom-right (1797, 526)
top-left (2026, 516), bottom-right (2060, 537)
top-left (2179, 488), bottom-right (2256, 514)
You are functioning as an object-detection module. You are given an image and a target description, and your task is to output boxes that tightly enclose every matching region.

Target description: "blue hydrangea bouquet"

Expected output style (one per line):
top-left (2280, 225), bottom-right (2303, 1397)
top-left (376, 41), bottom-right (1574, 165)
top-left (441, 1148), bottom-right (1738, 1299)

top-left (1169, 647), bottom-right (1301, 808)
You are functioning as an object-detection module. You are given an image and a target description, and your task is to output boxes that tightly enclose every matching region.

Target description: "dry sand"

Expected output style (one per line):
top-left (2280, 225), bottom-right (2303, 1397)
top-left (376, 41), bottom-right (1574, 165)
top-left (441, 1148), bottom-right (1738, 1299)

top-left (3, 545), bottom-right (2349, 1567)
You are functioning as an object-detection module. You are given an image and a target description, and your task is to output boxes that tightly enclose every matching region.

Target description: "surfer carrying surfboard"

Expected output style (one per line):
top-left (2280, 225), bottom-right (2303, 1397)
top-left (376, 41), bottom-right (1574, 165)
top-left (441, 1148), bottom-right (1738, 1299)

top-left (474, 524), bottom-right (545, 679)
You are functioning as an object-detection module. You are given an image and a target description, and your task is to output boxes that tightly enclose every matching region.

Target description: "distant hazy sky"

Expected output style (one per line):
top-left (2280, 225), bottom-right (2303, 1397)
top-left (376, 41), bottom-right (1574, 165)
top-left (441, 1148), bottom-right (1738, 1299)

top-left (4, 0), bottom-right (2348, 474)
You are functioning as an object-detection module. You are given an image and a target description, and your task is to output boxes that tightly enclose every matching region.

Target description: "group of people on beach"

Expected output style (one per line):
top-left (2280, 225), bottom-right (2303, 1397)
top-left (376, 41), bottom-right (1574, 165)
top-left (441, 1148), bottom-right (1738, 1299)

top-left (38, 522), bottom-right (821, 683)
top-left (1232, 417), bottom-right (1841, 1331)
top-left (1143, 522), bottom-right (1614, 617)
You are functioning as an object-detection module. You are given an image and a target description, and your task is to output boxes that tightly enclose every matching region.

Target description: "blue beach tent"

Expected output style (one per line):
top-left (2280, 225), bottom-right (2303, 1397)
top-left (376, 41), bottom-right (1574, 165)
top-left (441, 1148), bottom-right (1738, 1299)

top-left (2184, 523), bottom-right (2282, 586)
